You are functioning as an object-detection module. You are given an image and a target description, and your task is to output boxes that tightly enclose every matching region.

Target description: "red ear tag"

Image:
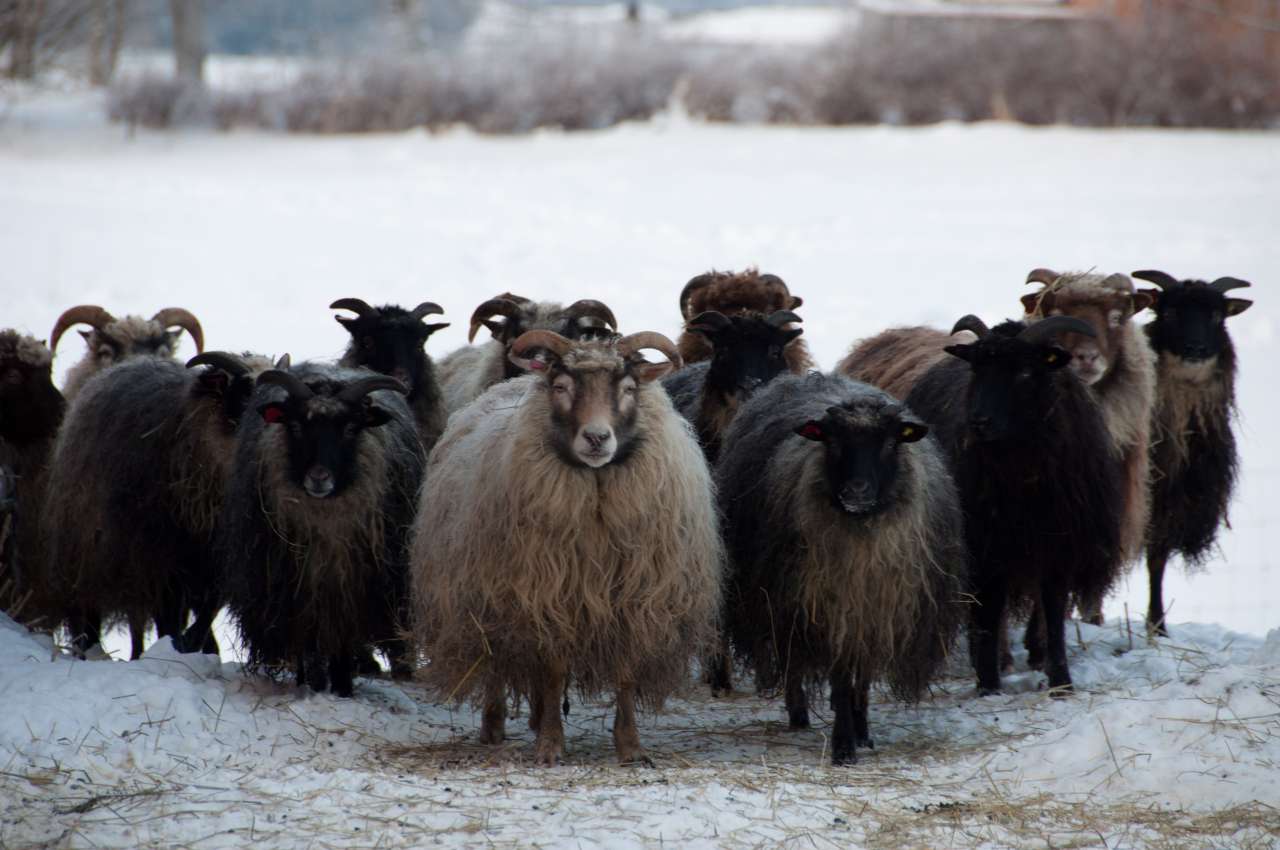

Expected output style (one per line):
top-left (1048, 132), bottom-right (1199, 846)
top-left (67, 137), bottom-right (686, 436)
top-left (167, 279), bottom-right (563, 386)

top-left (799, 423), bottom-right (823, 440)
top-left (263, 405), bottom-right (286, 424)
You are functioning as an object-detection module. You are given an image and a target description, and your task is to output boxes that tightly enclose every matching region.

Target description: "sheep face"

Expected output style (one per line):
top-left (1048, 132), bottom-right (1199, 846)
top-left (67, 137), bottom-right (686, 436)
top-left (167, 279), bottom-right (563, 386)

top-left (687, 310), bottom-right (802, 396)
top-left (944, 318), bottom-right (1088, 444)
top-left (255, 371), bottom-right (406, 499)
top-left (1021, 272), bottom-right (1152, 387)
top-left (509, 330), bottom-right (680, 469)
top-left (795, 401), bottom-right (927, 516)
top-left (332, 300), bottom-right (449, 396)
top-left (50, 307), bottom-right (204, 367)
top-left (1134, 274), bottom-right (1252, 366)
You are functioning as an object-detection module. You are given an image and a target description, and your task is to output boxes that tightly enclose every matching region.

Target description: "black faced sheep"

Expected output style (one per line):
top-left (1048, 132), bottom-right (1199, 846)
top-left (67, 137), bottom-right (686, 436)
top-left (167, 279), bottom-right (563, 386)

top-left (677, 269), bottom-right (812, 371)
top-left (43, 351), bottom-right (284, 658)
top-left (896, 315), bottom-right (1125, 694)
top-left (0, 331), bottom-right (65, 628)
top-left (1021, 269), bottom-right (1156, 625)
top-left (436, 294), bottom-right (618, 414)
top-left (330, 298), bottom-right (451, 452)
top-left (49, 305), bottom-right (204, 400)
top-left (716, 372), bottom-right (965, 764)
top-left (217, 364), bottom-right (424, 697)
top-left (1132, 270), bottom-right (1252, 636)
top-left (411, 330), bottom-right (722, 765)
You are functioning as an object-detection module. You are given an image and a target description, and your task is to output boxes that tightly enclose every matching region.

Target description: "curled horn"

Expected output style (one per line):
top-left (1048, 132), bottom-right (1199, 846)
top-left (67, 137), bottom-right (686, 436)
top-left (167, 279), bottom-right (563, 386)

top-left (1025, 268), bottom-right (1060, 287)
top-left (257, 369), bottom-right (314, 400)
top-left (679, 274), bottom-right (715, 320)
top-left (1131, 270), bottom-right (1181, 290)
top-left (1210, 276), bottom-right (1252, 294)
top-left (329, 298), bottom-right (381, 319)
top-left (186, 351), bottom-right (249, 377)
top-left (338, 375), bottom-right (408, 403)
top-left (687, 311), bottom-right (732, 332)
top-left (1018, 315), bottom-right (1098, 344)
top-left (494, 291), bottom-right (534, 306)
top-left (766, 310), bottom-right (802, 328)
top-left (510, 330), bottom-right (575, 362)
top-left (151, 308), bottom-right (205, 353)
top-left (50, 305), bottom-right (116, 353)
top-left (564, 299), bottom-right (619, 331)
top-left (409, 302), bottom-right (444, 320)
top-left (468, 298), bottom-right (524, 343)
top-left (950, 315), bottom-right (990, 338)
top-left (616, 331), bottom-right (682, 370)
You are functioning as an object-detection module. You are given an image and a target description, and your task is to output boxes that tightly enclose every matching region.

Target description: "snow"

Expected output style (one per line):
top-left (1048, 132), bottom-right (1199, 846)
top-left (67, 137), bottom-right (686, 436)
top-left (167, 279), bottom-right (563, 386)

top-left (1, 87), bottom-right (1278, 846)
top-left (664, 5), bottom-right (855, 44)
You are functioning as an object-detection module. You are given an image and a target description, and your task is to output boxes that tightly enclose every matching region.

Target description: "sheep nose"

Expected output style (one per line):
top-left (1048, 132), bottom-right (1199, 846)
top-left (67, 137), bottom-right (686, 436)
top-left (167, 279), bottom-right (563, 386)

top-left (844, 480), bottom-right (872, 497)
top-left (582, 428), bottom-right (612, 449)
top-left (739, 376), bottom-right (763, 391)
top-left (308, 466), bottom-right (332, 482)
top-left (971, 416), bottom-right (993, 438)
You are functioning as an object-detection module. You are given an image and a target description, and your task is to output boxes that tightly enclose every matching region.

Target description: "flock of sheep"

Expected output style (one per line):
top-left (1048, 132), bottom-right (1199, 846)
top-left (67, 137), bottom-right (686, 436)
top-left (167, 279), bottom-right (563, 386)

top-left (0, 267), bottom-right (1251, 766)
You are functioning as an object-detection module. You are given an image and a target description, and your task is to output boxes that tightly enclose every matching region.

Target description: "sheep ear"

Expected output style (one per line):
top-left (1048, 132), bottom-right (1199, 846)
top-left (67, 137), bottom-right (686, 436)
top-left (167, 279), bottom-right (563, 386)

top-left (259, 402), bottom-right (288, 424)
top-left (1042, 346), bottom-right (1071, 370)
top-left (334, 315), bottom-right (356, 330)
top-left (795, 421), bottom-right (824, 441)
top-left (196, 369), bottom-right (230, 394)
top-left (1131, 291), bottom-right (1154, 315)
top-left (1138, 288), bottom-right (1161, 310)
top-left (782, 328), bottom-right (804, 345)
top-left (483, 318), bottom-right (509, 340)
top-left (1020, 292), bottom-right (1042, 314)
top-left (632, 359), bottom-right (673, 384)
top-left (943, 344), bottom-right (973, 362)
top-left (1225, 298), bottom-right (1252, 317)
top-left (422, 322), bottom-right (450, 337)
top-left (363, 403), bottom-right (392, 428)
top-left (897, 421), bottom-right (928, 443)
top-left (508, 349), bottom-right (553, 374)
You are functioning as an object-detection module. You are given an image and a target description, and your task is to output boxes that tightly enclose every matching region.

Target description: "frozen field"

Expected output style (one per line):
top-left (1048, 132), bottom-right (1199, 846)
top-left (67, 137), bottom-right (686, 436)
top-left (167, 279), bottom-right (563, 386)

top-left (1, 90), bottom-right (1277, 847)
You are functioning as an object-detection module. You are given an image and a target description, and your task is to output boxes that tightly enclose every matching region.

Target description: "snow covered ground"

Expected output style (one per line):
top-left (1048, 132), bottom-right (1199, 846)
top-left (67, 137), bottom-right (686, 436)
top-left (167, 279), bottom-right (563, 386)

top-left (1, 89), bottom-right (1277, 847)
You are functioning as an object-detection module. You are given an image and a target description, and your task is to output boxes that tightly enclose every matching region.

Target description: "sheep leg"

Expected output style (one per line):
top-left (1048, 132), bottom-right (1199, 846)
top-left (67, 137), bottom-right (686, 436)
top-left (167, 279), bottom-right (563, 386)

top-left (68, 609), bottom-right (102, 658)
top-left (1146, 546), bottom-right (1170, 637)
top-left (532, 664), bottom-right (567, 767)
top-left (479, 677), bottom-right (507, 745)
top-left (1040, 579), bottom-right (1073, 695)
top-left (302, 652), bottom-right (328, 693)
top-left (174, 604), bottom-right (218, 656)
top-left (129, 615), bottom-right (148, 660)
top-left (329, 653), bottom-right (355, 698)
top-left (853, 670), bottom-right (873, 750)
top-left (1024, 601), bottom-right (1046, 671)
top-left (829, 665), bottom-right (856, 766)
top-left (998, 609), bottom-right (1014, 673)
top-left (613, 684), bottom-right (652, 766)
top-left (384, 637), bottom-right (414, 680)
top-left (527, 682), bottom-right (543, 732)
top-left (971, 575), bottom-right (1007, 695)
top-left (705, 640), bottom-right (733, 697)
top-left (752, 635), bottom-right (779, 695)
top-left (784, 659), bottom-right (809, 729)
top-left (1077, 588), bottom-right (1105, 628)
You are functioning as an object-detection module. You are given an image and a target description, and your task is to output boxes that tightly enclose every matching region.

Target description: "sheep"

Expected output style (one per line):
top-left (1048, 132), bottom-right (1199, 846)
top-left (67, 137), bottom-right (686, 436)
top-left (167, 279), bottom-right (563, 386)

top-left (662, 309), bottom-right (804, 464)
top-left (330, 297), bottom-right (451, 452)
top-left (890, 315), bottom-right (1125, 694)
top-left (411, 329), bottom-right (722, 766)
top-left (43, 350), bottom-right (285, 658)
top-left (716, 372), bottom-right (965, 764)
top-left (216, 364), bottom-right (424, 697)
top-left (436, 294), bottom-right (619, 414)
top-left (661, 308), bottom-right (803, 696)
top-left (836, 327), bottom-right (957, 399)
top-left (0, 331), bottom-right (65, 627)
top-left (1020, 269), bottom-right (1157, 627)
top-left (677, 269), bottom-right (813, 371)
top-left (1132, 270), bottom-right (1252, 636)
top-left (49, 305), bottom-right (204, 400)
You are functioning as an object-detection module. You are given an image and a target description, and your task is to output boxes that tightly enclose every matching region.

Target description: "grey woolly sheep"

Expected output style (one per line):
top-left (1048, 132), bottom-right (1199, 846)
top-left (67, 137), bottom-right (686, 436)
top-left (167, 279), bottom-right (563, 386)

top-left (49, 304), bottom-right (204, 400)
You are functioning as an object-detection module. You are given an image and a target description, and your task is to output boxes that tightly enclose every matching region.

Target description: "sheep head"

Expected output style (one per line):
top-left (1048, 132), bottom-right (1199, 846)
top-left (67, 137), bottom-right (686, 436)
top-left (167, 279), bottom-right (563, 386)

top-left (255, 368), bottom-right (406, 499)
top-left (188, 351), bottom-right (289, 434)
top-left (50, 305), bottom-right (204, 369)
top-left (679, 269), bottom-right (803, 321)
top-left (1020, 269), bottom-right (1152, 387)
top-left (687, 309), bottom-right (802, 397)
top-left (509, 330), bottom-right (680, 469)
top-left (0, 330), bottom-right (57, 444)
top-left (1132, 270), bottom-right (1252, 363)
top-left (943, 315), bottom-right (1095, 444)
top-left (331, 298), bottom-right (449, 395)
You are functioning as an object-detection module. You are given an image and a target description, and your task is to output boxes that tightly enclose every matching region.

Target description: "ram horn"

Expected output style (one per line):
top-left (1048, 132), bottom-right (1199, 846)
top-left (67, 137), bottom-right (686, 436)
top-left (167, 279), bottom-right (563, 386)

top-left (1209, 276), bottom-right (1252, 294)
top-left (686, 311), bottom-right (733, 332)
top-left (616, 331), bottom-right (682, 369)
top-left (564, 299), bottom-right (619, 331)
top-left (338, 375), bottom-right (408, 403)
top-left (330, 298), bottom-right (381, 319)
top-left (151, 308), bottom-right (205, 353)
top-left (256, 369), bottom-right (314, 400)
top-left (49, 305), bottom-right (116, 353)
top-left (467, 298), bottom-right (524, 343)
top-left (509, 330), bottom-right (574, 363)
top-left (409, 301), bottom-right (445, 321)
top-left (1131, 270), bottom-right (1181, 290)
top-left (679, 274), bottom-right (716, 320)
top-left (186, 351), bottom-right (250, 377)
top-left (950, 315), bottom-right (990, 338)
top-left (1018, 315), bottom-right (1098, 344)
top-left (1025, 268), bottom-right (1060, 287)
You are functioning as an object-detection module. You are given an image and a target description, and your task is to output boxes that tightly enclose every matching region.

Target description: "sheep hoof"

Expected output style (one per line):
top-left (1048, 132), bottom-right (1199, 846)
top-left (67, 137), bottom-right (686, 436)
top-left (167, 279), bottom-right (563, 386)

top-left (788, 714), bottom-right (811, 731)
top-left (618, 750), bottom-right (654, 768)
top-left (857, 736), bottom-right (875, 750)
top-left (999, 652), bottom-right (1015, 673)
top-left (1047, 681), bottom-right (1074, 699)
top-left (976, 685), bottom-right (1001, 697)
top-left (533, 742), bottom-right (563, 767)
top-left (831, 746), bottom-right (857, 766)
